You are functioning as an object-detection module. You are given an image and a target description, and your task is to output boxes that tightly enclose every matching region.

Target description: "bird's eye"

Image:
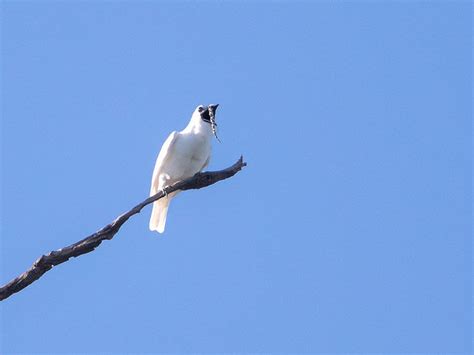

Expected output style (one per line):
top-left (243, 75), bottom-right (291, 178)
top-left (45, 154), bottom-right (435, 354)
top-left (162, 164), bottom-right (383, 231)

top-left (198, 106), bottom-right (204, 112)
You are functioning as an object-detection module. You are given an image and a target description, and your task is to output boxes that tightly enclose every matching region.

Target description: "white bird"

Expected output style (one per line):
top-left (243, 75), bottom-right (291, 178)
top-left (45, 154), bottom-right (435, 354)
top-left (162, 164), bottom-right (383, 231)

top-left (149, 104), bottom-right (219, 233)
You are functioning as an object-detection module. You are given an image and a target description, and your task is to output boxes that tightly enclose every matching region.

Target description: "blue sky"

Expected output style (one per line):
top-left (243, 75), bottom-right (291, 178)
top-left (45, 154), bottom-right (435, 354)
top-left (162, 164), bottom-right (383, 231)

top-left (1, 1), bottom-right (472, 353)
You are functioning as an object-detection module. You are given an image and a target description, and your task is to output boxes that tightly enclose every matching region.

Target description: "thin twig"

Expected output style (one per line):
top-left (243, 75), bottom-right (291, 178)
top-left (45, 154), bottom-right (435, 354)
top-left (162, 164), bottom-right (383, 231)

top-left (0, 156), bottom-right (247, 301)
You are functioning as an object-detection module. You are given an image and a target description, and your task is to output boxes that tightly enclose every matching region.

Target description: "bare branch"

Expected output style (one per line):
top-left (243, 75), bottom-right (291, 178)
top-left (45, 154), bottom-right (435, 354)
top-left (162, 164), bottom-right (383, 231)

top-left (0, 156), bottom-right (247, 301)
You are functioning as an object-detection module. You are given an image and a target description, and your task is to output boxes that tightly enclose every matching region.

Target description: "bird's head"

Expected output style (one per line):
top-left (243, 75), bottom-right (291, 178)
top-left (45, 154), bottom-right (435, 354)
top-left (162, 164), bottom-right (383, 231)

top-left (194, 104), bottom-right (219, 123)
top-left (193, 104), bottom-right (220, 141)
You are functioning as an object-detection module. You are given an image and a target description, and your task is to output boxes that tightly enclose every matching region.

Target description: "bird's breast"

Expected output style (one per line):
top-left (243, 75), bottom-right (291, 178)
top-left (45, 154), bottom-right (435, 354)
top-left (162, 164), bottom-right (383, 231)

top-left (169, 132), bottom-right (211, 179)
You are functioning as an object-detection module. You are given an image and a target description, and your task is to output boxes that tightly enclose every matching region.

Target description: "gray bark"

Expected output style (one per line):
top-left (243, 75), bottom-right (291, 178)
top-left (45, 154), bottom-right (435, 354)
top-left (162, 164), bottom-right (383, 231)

top-left (0, 157), bottom-right (246, 301)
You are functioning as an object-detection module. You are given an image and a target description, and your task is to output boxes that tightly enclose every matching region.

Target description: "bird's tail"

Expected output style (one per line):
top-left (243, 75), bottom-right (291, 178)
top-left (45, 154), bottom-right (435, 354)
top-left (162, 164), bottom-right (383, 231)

top-left (149, 192), bottom-right (178, 233)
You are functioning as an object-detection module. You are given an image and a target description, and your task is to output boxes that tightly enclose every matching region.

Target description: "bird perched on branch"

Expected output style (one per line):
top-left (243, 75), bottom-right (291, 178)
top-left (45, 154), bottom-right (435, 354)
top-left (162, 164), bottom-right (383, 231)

top-left (149, 104), bottom-right (220, 233)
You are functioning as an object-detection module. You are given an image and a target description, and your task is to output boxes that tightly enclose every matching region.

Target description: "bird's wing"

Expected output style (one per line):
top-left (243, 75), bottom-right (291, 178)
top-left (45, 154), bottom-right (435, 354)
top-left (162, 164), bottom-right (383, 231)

top-left (150, 131), bottom-right (178, 196)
